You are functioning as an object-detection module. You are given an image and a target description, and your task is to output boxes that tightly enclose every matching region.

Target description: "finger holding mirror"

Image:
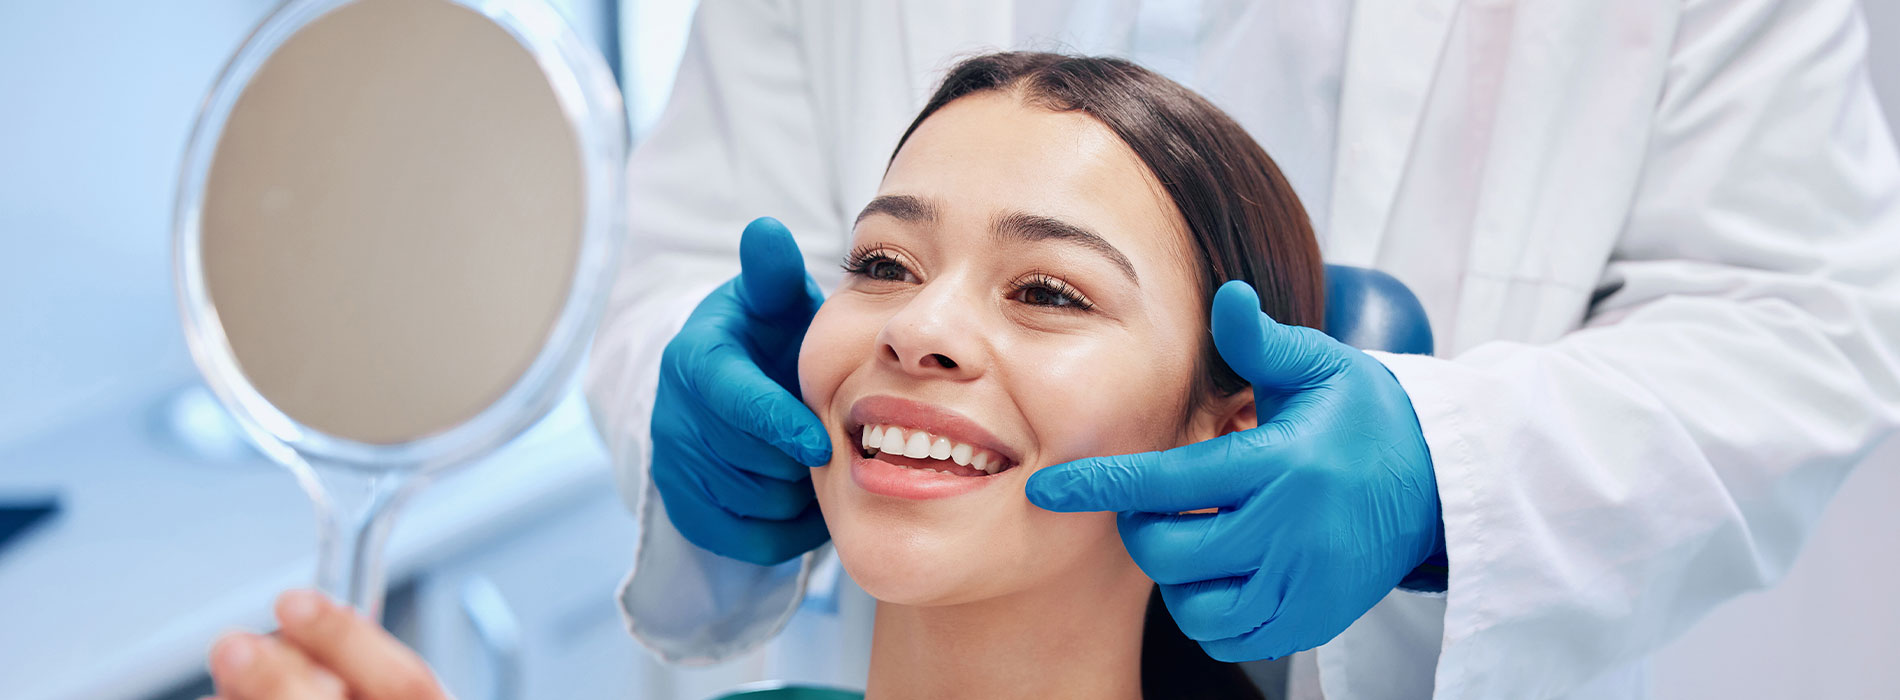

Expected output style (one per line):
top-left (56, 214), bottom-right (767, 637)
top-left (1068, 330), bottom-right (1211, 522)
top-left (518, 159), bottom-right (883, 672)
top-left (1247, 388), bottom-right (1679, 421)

top-left (175, 0), bottom-right (625, 619)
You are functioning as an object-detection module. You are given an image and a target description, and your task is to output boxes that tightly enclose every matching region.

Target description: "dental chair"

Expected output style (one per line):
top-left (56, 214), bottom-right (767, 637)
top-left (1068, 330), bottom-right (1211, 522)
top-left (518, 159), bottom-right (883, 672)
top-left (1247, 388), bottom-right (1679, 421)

top-left (712, 264), bottom-right (1434, 700)
top-left (1319, 264), bottom-right (1434, 356)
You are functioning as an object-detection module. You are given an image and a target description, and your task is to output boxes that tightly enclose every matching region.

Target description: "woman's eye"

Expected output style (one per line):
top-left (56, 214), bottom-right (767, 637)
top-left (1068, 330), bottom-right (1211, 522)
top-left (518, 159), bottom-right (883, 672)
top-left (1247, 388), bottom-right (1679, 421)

top-left (842, 247), bottom-right (917, 284)
top-left (865, 258), bottom-right (909, 281)
top-left (1018, 285), bottom-right (1072, 307)
top-left (1011, 276), bottom-right (1094, 311)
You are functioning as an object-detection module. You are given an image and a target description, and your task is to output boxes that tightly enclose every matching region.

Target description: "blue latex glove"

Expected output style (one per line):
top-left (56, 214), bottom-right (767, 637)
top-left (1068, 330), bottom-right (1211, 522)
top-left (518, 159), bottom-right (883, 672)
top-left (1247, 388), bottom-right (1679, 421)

top-left (650, 217), bottom-right (832, 566)
top-left (1026, 280), bottom-right (1446, 662)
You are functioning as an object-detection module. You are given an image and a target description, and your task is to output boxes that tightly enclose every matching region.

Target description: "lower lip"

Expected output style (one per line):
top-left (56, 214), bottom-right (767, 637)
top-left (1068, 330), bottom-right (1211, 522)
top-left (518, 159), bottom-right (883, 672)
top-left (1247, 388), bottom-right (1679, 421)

top-left (851, 454), bottom-right (1002, 500)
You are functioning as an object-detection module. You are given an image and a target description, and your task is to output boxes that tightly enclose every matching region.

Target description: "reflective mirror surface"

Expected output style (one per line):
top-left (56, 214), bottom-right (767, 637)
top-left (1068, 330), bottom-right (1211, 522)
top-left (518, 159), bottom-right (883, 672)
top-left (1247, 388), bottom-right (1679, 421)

top-left (202, 0), bottom-right (582, 445)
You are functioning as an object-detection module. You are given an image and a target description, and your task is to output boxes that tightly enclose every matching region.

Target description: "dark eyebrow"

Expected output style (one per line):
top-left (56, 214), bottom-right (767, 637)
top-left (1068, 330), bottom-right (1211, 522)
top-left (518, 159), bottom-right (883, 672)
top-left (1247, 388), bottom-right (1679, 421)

top-left (855, 194), bottom-right (939, 227)
top-left (993, 211), bottom-right (1139, 284)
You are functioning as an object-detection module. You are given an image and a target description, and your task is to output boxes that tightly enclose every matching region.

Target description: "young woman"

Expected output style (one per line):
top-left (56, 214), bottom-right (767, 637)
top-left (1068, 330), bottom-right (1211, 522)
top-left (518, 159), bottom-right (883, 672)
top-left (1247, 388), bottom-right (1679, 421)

top-left (203, 52), bottom-right (1324, 700)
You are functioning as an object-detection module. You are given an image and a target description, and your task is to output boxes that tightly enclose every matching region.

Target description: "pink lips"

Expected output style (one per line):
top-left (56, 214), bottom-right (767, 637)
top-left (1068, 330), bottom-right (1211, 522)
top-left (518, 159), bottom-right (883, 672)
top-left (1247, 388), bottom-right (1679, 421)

top-left (845, 395), bottom-right (1021, 501)
top-left (851, 455), bottom-right (1000, 500)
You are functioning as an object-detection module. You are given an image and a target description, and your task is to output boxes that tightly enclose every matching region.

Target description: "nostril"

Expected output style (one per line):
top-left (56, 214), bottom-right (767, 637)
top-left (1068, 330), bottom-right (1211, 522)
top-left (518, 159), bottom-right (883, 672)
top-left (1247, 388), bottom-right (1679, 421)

top-left (930, 354), bottom-right (957, 369)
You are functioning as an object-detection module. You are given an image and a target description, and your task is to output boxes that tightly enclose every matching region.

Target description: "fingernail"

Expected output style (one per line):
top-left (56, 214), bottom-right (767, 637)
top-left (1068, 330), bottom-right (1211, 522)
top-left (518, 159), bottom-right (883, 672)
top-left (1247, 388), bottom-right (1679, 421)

top-left (214, 634), bottom-right (255, 672)
top-left (280, 590), bottom-right (324, 625)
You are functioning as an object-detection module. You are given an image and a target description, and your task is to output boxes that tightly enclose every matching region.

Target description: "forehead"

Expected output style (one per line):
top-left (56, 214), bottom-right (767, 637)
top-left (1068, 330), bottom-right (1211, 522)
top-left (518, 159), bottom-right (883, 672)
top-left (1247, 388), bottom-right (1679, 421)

top-left (879, 92), bottom-right (1194, 282)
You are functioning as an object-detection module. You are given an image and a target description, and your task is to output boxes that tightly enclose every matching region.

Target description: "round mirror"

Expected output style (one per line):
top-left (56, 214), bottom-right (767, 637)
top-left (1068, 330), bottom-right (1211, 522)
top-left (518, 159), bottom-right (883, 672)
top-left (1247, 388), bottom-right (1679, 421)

top-left (174, 0), bottom-right (625, 616)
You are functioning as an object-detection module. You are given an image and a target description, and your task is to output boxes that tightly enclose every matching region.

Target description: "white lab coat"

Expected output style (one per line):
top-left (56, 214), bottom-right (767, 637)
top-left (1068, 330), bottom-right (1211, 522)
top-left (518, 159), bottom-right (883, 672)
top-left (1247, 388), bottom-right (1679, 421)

top-left (583, 1), bottom-right (1900, 698)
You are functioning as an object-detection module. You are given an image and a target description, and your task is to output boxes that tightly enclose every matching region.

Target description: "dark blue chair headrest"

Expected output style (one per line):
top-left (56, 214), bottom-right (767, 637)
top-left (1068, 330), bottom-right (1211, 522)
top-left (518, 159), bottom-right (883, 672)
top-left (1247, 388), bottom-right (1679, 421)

top-left (1322, 264), bottom-right (1433, 356)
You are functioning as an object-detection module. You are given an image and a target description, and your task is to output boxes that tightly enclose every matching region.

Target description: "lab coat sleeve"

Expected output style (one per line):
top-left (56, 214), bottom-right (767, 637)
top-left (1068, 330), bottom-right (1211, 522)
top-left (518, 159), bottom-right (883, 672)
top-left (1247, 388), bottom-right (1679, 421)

top-left (583, 0), bottom-right (843, 665)
top-left (1367, 0), bottom-right (1900, 697)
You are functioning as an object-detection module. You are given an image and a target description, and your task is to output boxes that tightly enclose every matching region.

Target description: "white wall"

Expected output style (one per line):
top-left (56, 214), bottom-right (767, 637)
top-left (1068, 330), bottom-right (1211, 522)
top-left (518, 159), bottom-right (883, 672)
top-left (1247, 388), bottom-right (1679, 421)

top-left (1650, 4), bottom-right (1900, 697)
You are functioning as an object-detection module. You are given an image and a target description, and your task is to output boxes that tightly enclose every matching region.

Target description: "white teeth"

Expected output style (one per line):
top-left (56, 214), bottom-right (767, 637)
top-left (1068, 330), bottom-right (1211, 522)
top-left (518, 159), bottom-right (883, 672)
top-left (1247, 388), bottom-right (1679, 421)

top-left (865, 423), bottom-right (1010, 476)
top-left (903, 432), bottom-right (932, 458)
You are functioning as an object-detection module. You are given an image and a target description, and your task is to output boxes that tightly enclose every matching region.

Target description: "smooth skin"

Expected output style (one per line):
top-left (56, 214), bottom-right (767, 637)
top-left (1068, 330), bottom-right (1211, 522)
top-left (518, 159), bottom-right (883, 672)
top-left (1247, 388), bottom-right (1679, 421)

top-left (205, 590), bottom-right (446, 700)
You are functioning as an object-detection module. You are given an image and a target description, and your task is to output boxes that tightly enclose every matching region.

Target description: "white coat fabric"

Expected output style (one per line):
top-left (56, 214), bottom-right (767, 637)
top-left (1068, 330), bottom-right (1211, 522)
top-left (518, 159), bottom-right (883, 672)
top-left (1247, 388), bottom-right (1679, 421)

top-left (582, 1), bottom-right (1900, 698)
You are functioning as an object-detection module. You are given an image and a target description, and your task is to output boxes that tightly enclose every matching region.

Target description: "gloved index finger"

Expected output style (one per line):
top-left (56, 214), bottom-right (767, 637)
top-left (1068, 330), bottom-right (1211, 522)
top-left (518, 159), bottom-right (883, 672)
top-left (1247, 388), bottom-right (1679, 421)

top-left (684, 334), bottom-right (832, 467)
top-left (1025, 435), bottom-right (1255, 514)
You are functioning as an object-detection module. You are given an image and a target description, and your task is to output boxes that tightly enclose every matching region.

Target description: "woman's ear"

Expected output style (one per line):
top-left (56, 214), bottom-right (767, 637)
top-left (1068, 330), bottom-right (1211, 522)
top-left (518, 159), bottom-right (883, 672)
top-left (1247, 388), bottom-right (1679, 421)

top-left (1215, 387), bottom-right (1258, 437)
top-left (1187, 387), bottom-right (1258, 444)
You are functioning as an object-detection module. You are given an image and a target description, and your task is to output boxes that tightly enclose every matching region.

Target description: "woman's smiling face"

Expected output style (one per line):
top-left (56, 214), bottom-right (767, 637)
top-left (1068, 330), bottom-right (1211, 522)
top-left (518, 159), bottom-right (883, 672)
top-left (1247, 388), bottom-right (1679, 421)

top-left (799, 91), bottom-right (1248, 606)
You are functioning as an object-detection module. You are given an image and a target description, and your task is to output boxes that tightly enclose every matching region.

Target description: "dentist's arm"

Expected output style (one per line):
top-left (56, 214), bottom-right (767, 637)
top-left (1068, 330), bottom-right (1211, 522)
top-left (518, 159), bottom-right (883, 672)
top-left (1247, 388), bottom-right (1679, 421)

top-left (585, 0), bottom-right (842, 664)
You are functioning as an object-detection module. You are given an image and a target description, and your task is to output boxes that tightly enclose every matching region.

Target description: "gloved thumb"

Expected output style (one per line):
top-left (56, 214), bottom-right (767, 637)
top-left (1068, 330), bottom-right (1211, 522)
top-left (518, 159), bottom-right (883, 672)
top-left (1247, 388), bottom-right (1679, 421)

top-left (1211, 280), bottom-right (1343, 391)
top-left (737, 217), bottom-right (823, 323)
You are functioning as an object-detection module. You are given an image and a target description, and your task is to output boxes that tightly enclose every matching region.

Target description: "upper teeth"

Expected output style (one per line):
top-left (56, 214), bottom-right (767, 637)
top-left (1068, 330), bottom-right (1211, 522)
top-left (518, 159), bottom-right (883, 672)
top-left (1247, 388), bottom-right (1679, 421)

top-left (861, 424), bottom-right (1008, 475)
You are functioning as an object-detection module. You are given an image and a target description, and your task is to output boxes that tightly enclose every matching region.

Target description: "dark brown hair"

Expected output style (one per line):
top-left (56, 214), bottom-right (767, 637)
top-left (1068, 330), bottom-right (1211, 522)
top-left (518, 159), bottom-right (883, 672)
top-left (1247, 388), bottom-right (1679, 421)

top-left (888, 52), bottom-right (1326, 699)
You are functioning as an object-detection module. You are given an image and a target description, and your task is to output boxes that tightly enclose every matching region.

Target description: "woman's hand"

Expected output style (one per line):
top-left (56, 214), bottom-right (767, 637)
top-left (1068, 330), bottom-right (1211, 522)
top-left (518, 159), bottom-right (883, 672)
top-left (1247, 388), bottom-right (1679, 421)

top-left (205, 590), bottom-right (449, 700)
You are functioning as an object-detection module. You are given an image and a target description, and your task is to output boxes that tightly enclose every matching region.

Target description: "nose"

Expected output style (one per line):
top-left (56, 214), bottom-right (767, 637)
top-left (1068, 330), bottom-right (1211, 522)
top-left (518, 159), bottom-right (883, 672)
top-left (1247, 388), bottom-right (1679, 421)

top-left (876, 281), bottom-right (987, 380)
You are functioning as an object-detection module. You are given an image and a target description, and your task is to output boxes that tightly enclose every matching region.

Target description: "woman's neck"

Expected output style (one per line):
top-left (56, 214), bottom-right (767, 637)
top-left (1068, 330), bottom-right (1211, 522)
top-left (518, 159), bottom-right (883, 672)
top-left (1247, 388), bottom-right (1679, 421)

top-left (863, 558), bottom-right (1152, 700)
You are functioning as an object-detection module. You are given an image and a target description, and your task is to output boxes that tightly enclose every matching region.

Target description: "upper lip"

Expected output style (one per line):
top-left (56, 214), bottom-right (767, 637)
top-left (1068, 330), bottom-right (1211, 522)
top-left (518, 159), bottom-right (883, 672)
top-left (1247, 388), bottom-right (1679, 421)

top-left (847, 395), bottom-right (1022, 467)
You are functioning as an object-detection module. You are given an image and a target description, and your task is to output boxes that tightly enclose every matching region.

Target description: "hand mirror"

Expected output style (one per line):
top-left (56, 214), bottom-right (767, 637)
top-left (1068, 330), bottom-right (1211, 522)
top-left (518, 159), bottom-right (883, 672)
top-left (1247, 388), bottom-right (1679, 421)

top-left (174, 0), bottom-right (625, 618)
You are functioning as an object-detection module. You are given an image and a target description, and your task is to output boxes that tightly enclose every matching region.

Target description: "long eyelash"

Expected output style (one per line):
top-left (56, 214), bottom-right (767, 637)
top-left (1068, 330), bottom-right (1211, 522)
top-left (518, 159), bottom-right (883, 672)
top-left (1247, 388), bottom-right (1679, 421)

top-left (1013, 274), bottom-right (1096, 312)
top-left (841, 244), bottom-right (899, 275)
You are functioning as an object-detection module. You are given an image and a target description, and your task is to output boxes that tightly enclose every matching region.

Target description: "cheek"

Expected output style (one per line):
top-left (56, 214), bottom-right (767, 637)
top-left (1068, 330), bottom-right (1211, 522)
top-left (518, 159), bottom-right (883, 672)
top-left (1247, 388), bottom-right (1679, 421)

top-left (1009, 331), bottom-right (1199, 461)
top-left (800, 299), bottom-right (888, 501)
top-left (797, 300), bottom-right (881, 420)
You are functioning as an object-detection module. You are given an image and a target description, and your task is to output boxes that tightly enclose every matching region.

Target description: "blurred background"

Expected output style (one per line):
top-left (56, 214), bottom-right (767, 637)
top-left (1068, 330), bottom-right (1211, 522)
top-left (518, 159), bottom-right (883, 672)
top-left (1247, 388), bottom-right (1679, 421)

top-left (0, 2), bottom-right (1894, 699)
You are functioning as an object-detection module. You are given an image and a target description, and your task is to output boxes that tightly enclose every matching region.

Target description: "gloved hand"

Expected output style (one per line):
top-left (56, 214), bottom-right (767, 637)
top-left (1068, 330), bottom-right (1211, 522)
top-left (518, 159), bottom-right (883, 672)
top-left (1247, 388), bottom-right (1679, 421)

top-left (650, 217), bottom-right (831, 566)
top-left (1026, 280), bottom-right (1446, 662)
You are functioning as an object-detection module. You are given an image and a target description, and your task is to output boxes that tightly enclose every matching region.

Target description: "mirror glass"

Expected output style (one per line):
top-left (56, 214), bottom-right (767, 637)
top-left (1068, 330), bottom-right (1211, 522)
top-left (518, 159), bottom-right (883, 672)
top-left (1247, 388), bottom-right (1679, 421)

top-left (202, 0), bottom-right (582, 445)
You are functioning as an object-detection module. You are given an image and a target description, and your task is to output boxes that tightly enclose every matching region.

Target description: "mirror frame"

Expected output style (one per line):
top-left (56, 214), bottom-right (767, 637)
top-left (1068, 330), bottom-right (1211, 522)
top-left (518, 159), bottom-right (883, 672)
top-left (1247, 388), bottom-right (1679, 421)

top-left (173, 0), bottom-right (627, 474)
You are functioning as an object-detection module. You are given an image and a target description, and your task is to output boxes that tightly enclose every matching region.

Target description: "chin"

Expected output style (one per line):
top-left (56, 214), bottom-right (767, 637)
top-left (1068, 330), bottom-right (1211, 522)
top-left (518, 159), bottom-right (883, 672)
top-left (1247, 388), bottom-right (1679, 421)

top-left (828, 514), bottom-right (998, 607)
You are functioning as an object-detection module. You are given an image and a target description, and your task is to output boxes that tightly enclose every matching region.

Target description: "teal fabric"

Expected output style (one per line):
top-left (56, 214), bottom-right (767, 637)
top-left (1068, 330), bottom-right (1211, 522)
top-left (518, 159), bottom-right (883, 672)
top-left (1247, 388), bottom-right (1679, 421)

top-left (713, 686), bottom-right (865, 700)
